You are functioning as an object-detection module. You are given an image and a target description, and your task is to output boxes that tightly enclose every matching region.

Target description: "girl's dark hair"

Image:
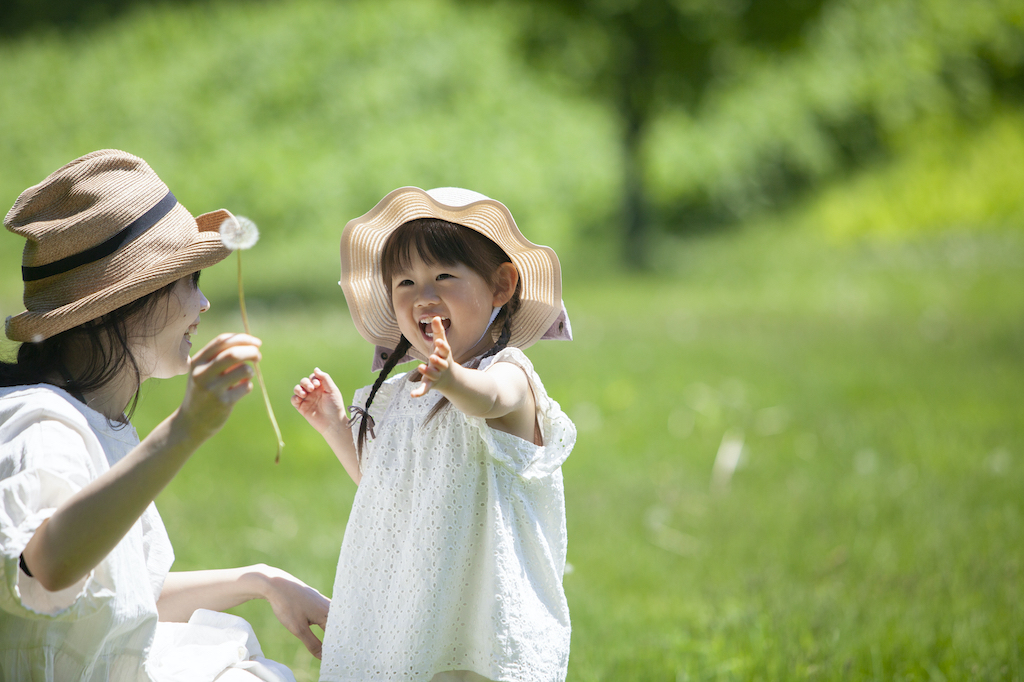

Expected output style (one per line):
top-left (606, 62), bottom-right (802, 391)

top-left (351, 218), bottom-right (522, 458)
top-left (0, 272), bottom-right (200, 424)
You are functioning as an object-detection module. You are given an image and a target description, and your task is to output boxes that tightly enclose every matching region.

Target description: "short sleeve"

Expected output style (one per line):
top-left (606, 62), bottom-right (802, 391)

top-left (0, 415), bottom-right (115, 619)
top-left (468, 347), bottom-right (577, 479)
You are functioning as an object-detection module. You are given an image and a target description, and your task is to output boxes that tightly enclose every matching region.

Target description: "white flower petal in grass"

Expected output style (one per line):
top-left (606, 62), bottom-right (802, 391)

top-left (219, 215), bottom-right (260, 250)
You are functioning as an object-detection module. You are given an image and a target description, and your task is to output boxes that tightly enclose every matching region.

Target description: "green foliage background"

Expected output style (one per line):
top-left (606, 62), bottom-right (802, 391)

top-left (1, 1), bottom-right (1023, 679)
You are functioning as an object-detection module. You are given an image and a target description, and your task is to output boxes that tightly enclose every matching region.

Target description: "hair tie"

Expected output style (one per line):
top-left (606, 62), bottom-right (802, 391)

top-left (348, 405), bottom-right (376, 440)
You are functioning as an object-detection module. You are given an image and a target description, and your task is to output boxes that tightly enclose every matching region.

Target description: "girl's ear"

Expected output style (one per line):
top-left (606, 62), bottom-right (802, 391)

top-left (492, 262), bottom-right (519, 307)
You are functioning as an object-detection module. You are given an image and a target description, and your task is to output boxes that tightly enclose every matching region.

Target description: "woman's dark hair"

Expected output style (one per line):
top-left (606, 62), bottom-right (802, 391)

top-left (0, 271), bottom-right (200, 424)
top-left (351, 219), bottom-right (522, 458)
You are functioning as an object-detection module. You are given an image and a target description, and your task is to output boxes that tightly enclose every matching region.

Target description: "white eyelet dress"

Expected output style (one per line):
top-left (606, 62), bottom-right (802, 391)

top-left (318, 348), bottom-right (576, 682)
top-left (0, 385), bottom-right (295, 682)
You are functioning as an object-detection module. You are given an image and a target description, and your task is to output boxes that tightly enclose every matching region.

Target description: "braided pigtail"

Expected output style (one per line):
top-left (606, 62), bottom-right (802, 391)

top-left (352, 335), bottom-right (412, 460)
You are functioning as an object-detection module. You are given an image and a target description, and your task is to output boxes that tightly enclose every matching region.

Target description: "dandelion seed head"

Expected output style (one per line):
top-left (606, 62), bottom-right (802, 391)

top-left (219, 215), bottom-right (260, 250)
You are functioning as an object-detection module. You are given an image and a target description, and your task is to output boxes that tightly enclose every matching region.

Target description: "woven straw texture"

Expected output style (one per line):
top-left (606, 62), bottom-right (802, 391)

top-left (4, 150), bottom-right (232, 342)
top-left (340, 186), bottom-right (563, 359)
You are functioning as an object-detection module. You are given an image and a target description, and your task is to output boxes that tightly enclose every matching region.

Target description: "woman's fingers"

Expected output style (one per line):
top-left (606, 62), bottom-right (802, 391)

top-left (222, 379), bottom-right (254, 404)
top-left (203, 362), bottom-right (255, 393)
top-left (191, 333), bottom-right (262, 365)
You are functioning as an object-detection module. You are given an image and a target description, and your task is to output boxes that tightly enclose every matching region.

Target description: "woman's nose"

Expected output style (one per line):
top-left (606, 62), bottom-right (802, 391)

top-left (199, 289), bottom-right (211, 313)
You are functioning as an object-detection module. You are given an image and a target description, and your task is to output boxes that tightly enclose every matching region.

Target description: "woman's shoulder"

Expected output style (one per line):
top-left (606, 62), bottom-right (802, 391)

top-left (0, 384), bottom-right (89, 424)
top-left (0, 384), bottom-right (135, 446)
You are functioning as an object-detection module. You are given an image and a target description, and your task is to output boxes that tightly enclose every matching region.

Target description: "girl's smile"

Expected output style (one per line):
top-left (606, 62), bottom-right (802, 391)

top-left (391, 250), bottom-right (500, 364)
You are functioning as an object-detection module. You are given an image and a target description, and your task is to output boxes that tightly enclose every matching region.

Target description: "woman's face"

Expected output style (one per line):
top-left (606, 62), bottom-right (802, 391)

top-left (135, 275), bottom-right (210, 381)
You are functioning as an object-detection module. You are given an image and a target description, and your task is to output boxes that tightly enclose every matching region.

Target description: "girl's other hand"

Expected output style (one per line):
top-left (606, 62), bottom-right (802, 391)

top-left (411, 316), bottom-right (453, 398)
top-left (178, 333), bottom-right (262, 441)
top-left (291, 368), bottom-right (348, 435)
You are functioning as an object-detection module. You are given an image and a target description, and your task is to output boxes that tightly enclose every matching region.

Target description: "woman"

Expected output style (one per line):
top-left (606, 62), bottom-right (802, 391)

top-left (0, 150), bottom-right (328, 681)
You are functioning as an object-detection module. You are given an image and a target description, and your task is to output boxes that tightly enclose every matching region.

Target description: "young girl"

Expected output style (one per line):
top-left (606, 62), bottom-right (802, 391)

top-left (291, 187), bottom-right (575, 682)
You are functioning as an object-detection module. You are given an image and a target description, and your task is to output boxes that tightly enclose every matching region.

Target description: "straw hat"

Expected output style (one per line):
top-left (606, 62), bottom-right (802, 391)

top-left (340, 187), bottom-right (571, 368)
top-left (4, 149), bottom-right (233, 342)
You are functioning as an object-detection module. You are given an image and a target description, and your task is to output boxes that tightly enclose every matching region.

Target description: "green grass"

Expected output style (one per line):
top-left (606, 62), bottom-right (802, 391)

top-left (1, 1), bottom-right (1023, 678)
top-left (114, 222), bottom-right (1024, 680)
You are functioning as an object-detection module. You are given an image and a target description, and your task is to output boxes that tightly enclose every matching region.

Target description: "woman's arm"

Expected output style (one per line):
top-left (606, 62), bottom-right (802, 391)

top-left (20, 334), bottom-right (261, 592)
top-left (157, 565), bottom-right (330, 659)
top-left (291, 368), bottom-right (360, 485)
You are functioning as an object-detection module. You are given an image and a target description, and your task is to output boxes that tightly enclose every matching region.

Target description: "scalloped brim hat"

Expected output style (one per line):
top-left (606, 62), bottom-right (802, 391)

top-left (4, 149), bottom-right (234, 342)
top-left (340, 186), bottom-right (571, 369)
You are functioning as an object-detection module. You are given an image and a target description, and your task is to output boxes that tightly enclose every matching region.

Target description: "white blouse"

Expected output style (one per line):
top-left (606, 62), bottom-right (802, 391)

top-left (0, 385), bottom-right (294, 682)
top-left (319, 348), bottom-right (576, 682)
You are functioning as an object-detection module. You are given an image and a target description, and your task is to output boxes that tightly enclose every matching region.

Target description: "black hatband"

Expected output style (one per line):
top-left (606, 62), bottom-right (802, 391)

top-left (22, 190), bottom-right (177, 282)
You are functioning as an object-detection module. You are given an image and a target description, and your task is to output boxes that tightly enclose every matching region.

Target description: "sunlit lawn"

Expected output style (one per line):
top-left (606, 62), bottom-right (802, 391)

top-left (129, 223), bottom-right (1024, 681)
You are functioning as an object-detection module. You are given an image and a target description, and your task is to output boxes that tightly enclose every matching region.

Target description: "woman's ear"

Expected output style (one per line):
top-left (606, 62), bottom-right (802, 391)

top-left (492, 262), bottom-right (519, 307)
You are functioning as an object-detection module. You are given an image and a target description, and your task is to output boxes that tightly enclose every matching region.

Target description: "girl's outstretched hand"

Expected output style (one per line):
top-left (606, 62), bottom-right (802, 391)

top-left (292, 368), bottom-right (348, 435)
top-left (178, 333), bottom-right (262, 441)
top-left (411, 316), bottom-right (453, 398)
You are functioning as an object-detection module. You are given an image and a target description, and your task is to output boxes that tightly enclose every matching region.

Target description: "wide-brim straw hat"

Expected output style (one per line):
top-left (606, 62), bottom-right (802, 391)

top-left (340, 186), bottom-right (571, 368)
top-left (4, 149), bottom-right (233, 342)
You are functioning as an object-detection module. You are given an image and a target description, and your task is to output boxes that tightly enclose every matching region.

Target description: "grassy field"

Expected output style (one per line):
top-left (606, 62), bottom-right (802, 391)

top-left (1, 1), bottom-right (1023, 679)
top-left (106, 221), bottom-right (1023, 681)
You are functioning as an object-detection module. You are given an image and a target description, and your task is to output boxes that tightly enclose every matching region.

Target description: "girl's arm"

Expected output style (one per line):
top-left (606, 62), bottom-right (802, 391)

top-left (20, 334), bottom-right (262, 593)
top-left (413, 317), bottom-right (538, 444)
top-left (291, 368), bottom-right (361, 484)
top-left (157, 565), bottom-right (330, 659)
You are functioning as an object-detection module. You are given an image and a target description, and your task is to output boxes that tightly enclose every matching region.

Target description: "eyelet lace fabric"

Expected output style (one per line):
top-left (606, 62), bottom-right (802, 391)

top-left (320, 348), bottom-right (576, 682)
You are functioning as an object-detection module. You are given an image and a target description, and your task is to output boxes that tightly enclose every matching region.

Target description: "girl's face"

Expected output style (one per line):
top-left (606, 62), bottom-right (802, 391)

top-left (390, 248), bottom-right (514, 363)
top-left (134, 275), bottom-right (210, 381)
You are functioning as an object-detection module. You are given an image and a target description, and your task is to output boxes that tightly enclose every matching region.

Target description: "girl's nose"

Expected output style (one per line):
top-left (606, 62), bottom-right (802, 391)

top-left (199, 288), bottom-right (211, 313)
top-left (414, 284), bottom-right (439, 306)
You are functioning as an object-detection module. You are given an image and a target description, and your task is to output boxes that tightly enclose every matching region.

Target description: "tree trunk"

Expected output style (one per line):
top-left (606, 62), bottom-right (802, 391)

top-left (622, 111), bottom-right (648, 270)
top-left (619, 28), bottom-right (652, 270)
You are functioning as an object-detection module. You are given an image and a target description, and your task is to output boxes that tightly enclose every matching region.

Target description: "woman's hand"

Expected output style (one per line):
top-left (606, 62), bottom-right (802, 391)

top-left (178, 333), bottom-right (262, 441)
top-left (411, 317), bottom-right (455, 398)
top-left (158, 566), bottom-right (330, 659)
top-left (291, 368), bottom-right (347, 435)
top-left (261, 568), bottom-right (331, 659)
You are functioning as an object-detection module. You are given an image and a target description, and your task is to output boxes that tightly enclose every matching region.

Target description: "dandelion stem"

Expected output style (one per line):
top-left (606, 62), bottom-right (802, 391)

top-left (237, 251), bottom-right (284, 463)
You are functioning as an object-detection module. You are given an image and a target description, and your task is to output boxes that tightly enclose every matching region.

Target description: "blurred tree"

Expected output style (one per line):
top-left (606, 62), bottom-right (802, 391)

top-left (472, 0), bottom-right (828, 267)
top-left (0, 0), bottom-right (199, 37)
top-left (470, 0), bottom-right (1024, 265)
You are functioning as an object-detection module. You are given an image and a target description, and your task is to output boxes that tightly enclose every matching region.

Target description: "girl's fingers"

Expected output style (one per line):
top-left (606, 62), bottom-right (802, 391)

top-left (313, 368), bottom-right (336, 391)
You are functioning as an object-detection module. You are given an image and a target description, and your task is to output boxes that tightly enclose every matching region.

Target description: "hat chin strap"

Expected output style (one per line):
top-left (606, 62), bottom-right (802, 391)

top-left (470, 306), bottom-right (503, 350)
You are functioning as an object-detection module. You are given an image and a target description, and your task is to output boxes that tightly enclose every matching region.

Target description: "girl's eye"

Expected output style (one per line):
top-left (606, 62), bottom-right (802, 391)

top-left (436, 273), bottom-right (453, 281)
top-left (396, 279), bottom-right (413, 287)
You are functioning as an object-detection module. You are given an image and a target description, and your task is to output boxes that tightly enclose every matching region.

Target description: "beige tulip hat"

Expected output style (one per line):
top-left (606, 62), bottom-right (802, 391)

top-left (4, 149), bottom-right (234, 342)
top-left (339, 186), bottom-right (572, 369)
